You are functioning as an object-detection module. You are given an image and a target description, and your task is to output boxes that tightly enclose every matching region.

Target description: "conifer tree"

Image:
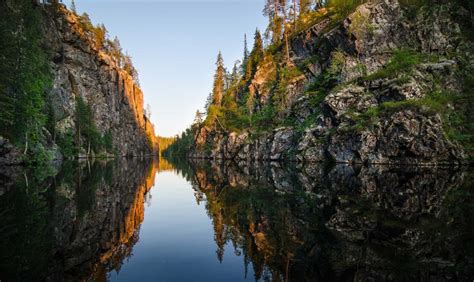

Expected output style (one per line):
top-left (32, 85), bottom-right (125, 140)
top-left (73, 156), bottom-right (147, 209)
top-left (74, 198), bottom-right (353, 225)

top-left (0, 0), bottom-right (50, 150)
top-left (71, 0), bottom-right (77, 13)
top-left (252, 29), bottom-right (264, 63)
top-left (243, 34), bottom-right (249, 64)
top-left (212, 52), bottom-right (225, 107)
top-left (230, 61), bottom-right (241, 85)
top-left (263, 0), bottom-right (285, 44)
top-left (244, 29), bottom-right (264, 81)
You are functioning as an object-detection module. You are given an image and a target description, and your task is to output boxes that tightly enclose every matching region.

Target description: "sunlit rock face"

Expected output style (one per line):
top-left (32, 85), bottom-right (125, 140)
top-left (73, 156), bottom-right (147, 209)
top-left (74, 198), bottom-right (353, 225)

top-left (184, 159), bottom-right (474, 281)
top-left (51, 159), bottom-right (159, 281)
top-left (190, 0), bottom-right (469, 165)
top-left (0, 158), bottom-right (158, 281)
top-left (41, 6), bottom-right (158, 157)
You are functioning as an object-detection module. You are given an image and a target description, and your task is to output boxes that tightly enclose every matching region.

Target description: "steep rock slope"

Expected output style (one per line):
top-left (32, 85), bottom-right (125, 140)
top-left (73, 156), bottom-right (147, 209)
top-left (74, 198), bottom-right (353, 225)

top-left (190, 0), bottom-right (472, 165)
top-left (42, 5), bottom-right (158, 158)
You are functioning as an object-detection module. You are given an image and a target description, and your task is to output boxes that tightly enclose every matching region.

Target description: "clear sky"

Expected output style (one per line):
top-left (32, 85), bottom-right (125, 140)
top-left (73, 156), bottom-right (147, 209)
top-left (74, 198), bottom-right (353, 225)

top-left (64, 0), bottom-right (267, 137)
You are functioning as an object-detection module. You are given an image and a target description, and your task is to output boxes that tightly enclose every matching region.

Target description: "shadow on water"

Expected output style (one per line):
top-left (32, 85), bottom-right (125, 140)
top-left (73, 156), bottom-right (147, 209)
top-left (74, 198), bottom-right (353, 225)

top-left (0, 157), bottom-right (473, 281)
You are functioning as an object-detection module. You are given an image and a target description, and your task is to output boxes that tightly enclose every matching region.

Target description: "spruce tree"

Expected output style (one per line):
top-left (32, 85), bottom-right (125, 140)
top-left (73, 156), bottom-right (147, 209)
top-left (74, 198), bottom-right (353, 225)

top-left (252, 29), bottom-right (264, 62)
top-left (212, 52), bottom-right (225, 107)
top-left (243, 34), bottom-right (249, 64)
top-left (244, 29), bottom-right (264, 81)
top-left (71, 0), bottom-right (77, 13)
top-left (0, 0), bottom-right (51, 150)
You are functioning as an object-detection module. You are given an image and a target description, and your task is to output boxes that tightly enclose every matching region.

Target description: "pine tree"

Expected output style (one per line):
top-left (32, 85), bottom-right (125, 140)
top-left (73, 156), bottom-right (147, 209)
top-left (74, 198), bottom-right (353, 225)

top-left (212, 52), bottom-right (225, 107)
top-left (230, 61), bottom-right (241, 85)
top-left (263, 0), bottom-right (284, 44)
top-left (71, 0), bottom-right (77, 13)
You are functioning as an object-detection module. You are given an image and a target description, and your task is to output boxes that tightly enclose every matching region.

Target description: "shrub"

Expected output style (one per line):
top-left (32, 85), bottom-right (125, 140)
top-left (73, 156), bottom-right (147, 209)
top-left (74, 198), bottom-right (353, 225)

top-left (362, 49), bottom-right (431, 81)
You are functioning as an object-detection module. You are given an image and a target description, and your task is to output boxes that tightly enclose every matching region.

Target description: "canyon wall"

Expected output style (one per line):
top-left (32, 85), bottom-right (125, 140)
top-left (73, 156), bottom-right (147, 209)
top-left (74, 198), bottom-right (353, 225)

top-left (190, 0), bottom-right (472, 165)
top-left (42, 5), bottom-right (158, 158)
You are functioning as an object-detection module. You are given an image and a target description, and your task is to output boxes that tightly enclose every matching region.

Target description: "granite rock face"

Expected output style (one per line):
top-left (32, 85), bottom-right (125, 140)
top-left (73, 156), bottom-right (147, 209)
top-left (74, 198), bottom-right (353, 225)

top-left (190, 0), bottom-right (470, 165)
top-left (41, 6), bottom-right (158, 158)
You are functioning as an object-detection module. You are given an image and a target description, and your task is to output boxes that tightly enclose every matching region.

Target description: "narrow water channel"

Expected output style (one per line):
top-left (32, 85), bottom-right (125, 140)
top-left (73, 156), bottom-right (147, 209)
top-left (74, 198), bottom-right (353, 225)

top-left (0, 158), bottom-right (473, 281)
top-left (108, 169), bottom-right (254, 281)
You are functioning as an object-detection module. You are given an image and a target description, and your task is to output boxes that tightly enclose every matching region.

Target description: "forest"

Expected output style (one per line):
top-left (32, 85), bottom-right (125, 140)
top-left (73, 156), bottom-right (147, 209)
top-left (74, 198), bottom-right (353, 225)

top-left (0, 0), bottom-right (144, 164)
top-left (165, 0), bottom-right (474, 160)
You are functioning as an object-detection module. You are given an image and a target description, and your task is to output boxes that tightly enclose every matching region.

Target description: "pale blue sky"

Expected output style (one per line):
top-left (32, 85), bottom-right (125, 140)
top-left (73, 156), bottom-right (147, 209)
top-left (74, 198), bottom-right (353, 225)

top-left (65, 0), bottom-right (267, 137)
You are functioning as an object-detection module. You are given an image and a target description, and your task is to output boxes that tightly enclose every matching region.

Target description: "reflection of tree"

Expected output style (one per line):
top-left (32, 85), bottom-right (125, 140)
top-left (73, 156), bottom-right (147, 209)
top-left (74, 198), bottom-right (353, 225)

top-left (182, 160), bottom-right (474, 281)
top-left (0, 170), bottom-right (53, 282)
top-left (0, 157), bottom-right (160, 281)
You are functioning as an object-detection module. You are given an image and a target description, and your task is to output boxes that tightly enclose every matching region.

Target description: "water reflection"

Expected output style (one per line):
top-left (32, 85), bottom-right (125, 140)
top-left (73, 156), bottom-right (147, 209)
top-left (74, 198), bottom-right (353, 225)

top-left (178, 160), bottom-right (474, 281)
top-left (0, 158), bottom-right (472, 281)
top-left (0, 158), bottom-right (159, 281)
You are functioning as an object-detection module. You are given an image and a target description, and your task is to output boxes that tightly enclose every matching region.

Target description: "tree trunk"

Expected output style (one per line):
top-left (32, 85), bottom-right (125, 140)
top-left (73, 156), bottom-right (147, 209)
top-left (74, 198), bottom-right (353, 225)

top-left (293, 0), bottom-right (297, 31)
top-left (23, 132), bottom-right (28, 155)
top-left (285, 29), bottom-right (290, 62)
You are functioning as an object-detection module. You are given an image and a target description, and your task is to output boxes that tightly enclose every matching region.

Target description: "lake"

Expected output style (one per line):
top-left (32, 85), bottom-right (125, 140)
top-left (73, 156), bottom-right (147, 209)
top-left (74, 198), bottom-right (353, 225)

top-left (0, 158), bottom-right (473, 281)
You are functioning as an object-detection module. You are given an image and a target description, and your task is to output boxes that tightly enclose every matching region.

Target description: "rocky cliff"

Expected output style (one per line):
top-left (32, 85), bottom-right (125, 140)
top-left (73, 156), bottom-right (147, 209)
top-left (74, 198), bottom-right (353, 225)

top-left (40, 5), bottom-right (158, 158)
top-left (190, 0), bottom-right (473, 165)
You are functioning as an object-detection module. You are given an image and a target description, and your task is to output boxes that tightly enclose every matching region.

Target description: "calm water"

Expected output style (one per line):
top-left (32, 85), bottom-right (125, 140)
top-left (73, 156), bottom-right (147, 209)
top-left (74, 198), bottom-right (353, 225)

top-left (0, 158), bottom-right (473, 281)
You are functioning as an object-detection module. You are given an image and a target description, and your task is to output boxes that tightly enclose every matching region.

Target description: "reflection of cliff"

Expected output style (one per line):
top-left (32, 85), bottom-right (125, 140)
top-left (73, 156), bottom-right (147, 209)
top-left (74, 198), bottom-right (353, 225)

top-left (186, 160), bottom-right (474, 281)
top-left (54, 159), bottom-right (159, 281)
top-left (0, 158), bottom-right (159, 281)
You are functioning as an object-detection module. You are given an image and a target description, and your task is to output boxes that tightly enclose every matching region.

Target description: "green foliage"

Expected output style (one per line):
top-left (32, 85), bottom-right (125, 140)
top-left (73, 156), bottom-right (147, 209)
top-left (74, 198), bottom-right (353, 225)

top-left (75, 96), bottom-right (113, 156)
top-left (103, 130), bottom-right (113, 152)
top-left (0, 0), bottom-right (52, 150)
top-left (272, 65), bottom-right (303, 119)
top-left (211, 52), bottom-right (226, 107)
top-left (327, 49), bottom-right (346, 78)
top-left (362, 49), bottom-right (430, 81)
top-left (327, 0), bottom-right (367, 16)
top-left (351, 89), bottom-right (472, 155)
top-left (163, 128), bottom-right (195, 157)
top-left (57, 131), bottom-right (77, 158)
top-left (251, 105), bottom-right (276, 133)
top-left (157, 136), bottom-right (176, 153)
top-left (244, 30), bottom-right (265, 82)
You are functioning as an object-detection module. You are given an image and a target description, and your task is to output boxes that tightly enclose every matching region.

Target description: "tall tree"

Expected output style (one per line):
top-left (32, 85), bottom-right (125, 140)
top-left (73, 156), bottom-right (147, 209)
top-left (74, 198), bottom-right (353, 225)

top-left (263, 0), bottom-right (285, 44)
top-left (212, 52), bottom-right (225, 107)
top-left (243, 34), bottom-right (249, 64)
top-left (245, 29), bottom-right (264, 81)
top-left (293, 0), bottom-right (297, 30)
top-left (0, 0), bottom-right (51, 151)
top-left (230, 61), bottom-right (241, 85)
top-left (71, 0), bottom-right (77, 13)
